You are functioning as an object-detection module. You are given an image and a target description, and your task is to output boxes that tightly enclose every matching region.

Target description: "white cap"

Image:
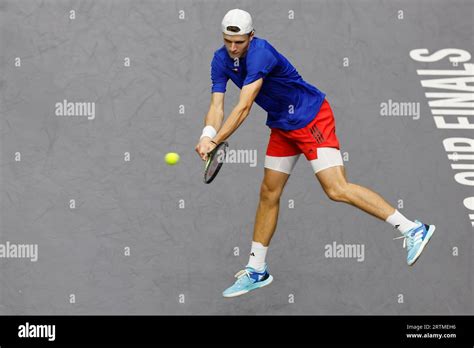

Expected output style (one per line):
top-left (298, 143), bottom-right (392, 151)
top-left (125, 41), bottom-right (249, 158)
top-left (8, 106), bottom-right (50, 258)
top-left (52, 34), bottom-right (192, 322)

top-left (221, 9), bottom-right (253, 35)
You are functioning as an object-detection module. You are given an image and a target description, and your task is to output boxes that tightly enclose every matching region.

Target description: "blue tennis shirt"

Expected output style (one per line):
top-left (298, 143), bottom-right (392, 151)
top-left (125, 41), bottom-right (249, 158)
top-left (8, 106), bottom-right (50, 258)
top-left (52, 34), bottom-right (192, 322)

top-left (211, 37), bottom-right (326, 131)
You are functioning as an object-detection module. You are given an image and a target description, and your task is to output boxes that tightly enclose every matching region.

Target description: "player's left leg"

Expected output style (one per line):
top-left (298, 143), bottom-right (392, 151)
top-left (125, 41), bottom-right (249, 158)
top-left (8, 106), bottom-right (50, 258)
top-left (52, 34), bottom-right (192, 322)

top-left (316, 165), bottom-right (394, 220)
top-left (291, 98), bottom-right (435, 266)
top-left (315, 163), bottom-right (435, 266)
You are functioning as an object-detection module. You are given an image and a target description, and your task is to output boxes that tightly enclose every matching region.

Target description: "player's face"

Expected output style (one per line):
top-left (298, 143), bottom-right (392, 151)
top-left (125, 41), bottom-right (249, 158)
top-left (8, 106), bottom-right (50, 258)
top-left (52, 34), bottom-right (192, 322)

top-left (223, 33), bottom-right (253, 59)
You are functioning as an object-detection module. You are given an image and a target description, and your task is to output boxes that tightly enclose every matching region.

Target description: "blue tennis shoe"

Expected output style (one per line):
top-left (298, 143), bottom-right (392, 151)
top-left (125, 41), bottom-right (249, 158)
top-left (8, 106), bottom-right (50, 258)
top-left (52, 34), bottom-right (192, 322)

top-left (222, 264), bottom-right (273, 298)
top-left (394, 220), bottom-right (435, 266)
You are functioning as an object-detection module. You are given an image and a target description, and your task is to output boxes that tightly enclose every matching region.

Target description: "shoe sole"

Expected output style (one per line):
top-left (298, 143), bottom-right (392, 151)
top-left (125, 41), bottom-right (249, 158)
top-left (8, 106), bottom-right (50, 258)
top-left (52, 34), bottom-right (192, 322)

top-left (408, 225), bottom-right (435, 266)
top-left (223, 275), bottom-right (274, 298)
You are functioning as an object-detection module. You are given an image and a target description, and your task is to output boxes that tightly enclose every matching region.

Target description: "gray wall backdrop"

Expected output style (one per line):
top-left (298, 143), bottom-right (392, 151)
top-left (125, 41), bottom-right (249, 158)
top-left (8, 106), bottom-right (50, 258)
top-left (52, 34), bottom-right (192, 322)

top-left (1, 0), bottom-right (473, 314)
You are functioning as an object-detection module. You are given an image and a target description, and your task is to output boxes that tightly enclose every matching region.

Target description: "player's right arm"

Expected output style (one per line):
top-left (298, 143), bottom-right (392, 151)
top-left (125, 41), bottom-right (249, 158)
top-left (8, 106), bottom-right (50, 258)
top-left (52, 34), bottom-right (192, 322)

top-left (195, 53), bottom-right (229, 160)
top-left (195, 93), bottom-right (225, 160)
top-left (204, 92), bottom-right (225, 133)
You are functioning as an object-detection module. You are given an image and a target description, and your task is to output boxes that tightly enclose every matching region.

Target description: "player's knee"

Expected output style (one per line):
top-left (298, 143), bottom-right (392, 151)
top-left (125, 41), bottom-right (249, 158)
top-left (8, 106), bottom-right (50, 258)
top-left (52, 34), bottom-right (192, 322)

top-left (325, 184), bottom-right (349, 202)
top-left (260, 182), bottom-right (282, 204)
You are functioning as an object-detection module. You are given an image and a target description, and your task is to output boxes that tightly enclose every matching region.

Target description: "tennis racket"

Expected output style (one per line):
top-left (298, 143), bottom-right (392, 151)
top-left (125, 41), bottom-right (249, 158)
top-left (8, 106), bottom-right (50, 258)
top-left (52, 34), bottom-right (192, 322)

top-left (203, 141), bottom-right (228, 184)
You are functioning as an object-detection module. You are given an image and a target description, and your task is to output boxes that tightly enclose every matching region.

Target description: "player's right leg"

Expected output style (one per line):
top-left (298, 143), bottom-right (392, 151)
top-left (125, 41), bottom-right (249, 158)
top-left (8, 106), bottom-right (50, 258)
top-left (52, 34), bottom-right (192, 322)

top-left (251, 167), bottom-right (292, 246)
top-left (222, 132), bottom-right (300, 298)
top-left (222, 168), bottom-right (293, 298)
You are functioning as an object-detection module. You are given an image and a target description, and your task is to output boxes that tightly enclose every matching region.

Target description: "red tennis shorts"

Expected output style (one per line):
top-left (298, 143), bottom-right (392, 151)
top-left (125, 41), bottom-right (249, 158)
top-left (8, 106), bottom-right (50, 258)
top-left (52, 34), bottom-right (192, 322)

top-left (266, 99), bottom-right (340, 161)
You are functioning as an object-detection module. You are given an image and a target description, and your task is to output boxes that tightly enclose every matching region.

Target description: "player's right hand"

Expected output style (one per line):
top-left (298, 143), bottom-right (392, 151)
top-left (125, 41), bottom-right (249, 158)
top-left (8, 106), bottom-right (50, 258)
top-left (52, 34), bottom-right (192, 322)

top-left (195, 137), bottom-right (213, 161)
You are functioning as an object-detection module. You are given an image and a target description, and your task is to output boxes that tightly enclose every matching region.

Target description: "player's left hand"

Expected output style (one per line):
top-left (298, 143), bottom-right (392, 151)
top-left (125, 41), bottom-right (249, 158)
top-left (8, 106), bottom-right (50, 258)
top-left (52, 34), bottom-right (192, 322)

top-left (195, 137), bottom-right (215, 161)
top-left (206, 140), bottom-right (217, 160)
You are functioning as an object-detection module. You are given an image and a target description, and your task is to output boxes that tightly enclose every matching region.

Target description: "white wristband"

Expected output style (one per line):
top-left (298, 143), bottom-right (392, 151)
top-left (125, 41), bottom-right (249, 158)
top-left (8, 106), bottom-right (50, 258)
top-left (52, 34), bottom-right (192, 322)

top-left (200, 125), bottom-right (217, 140)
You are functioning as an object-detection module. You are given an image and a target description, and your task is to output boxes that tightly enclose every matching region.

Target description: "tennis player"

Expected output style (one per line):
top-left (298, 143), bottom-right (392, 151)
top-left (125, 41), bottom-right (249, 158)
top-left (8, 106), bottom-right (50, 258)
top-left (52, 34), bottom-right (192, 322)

top-left (194, 9), bottom-right (436, 298)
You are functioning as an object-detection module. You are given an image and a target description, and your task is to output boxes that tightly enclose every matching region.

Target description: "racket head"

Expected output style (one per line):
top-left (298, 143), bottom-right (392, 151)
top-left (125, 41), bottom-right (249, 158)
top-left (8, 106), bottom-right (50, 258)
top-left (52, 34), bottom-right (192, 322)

top-left (203, 141), bottom-right (228, 184)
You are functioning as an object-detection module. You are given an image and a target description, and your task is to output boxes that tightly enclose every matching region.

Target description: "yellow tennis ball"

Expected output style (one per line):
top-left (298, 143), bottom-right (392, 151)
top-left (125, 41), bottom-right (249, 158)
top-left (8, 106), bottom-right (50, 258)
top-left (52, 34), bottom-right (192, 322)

top-left (165, 152), bottom-right (180, 165)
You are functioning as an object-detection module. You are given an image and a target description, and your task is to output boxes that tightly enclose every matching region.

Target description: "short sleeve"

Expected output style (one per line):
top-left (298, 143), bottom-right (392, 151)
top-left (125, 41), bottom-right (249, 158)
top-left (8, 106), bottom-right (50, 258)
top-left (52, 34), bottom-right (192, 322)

top-left (211, 54), bottom-right (229, 93)
top-left (243, 48), bottom-right (278, 86)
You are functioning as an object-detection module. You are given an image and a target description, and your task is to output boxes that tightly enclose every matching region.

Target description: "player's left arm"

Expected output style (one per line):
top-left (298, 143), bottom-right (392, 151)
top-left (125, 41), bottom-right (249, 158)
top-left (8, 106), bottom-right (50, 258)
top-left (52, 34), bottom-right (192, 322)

top-left (212, 78), bottom-right (263, 144)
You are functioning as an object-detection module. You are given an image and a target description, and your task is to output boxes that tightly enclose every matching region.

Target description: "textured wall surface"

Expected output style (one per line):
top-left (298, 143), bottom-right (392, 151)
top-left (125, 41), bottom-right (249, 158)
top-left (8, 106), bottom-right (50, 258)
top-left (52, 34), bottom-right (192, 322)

top-left (1, 0), bottom-right (473, 314)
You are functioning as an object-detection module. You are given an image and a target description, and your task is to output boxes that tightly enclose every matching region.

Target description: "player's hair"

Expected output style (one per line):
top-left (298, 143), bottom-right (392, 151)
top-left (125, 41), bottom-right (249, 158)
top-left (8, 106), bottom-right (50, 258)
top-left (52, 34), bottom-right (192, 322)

top-left (226, 25), bottom-right (241, 33)
top-left (225, 26), bottom-right (254, 37)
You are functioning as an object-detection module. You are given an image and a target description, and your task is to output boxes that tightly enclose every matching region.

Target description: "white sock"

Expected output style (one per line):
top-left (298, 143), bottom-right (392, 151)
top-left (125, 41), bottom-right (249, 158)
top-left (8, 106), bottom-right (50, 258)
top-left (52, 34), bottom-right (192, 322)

top-left (246, 241), bottom-right (268, 271)
top-left (386, 209), bottom-right (418, 233)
